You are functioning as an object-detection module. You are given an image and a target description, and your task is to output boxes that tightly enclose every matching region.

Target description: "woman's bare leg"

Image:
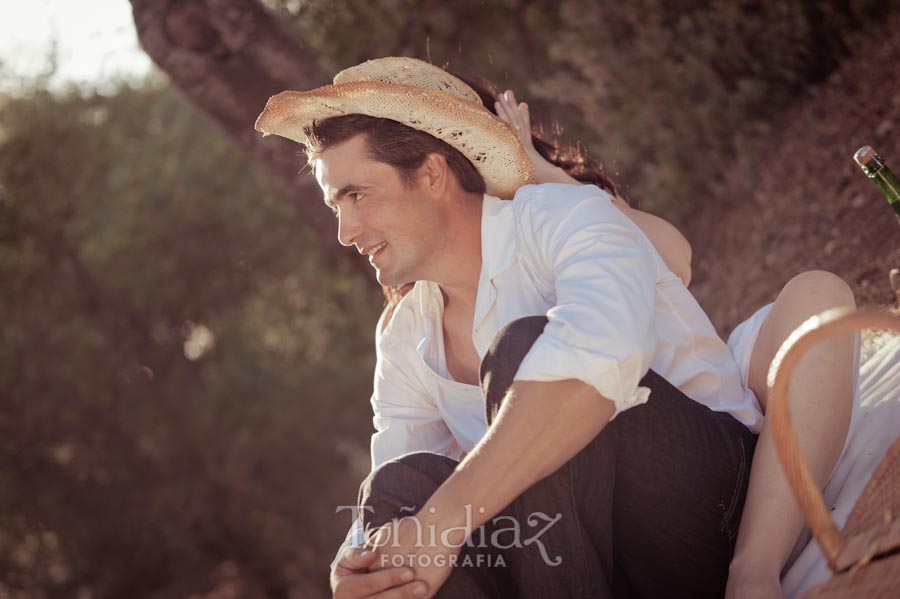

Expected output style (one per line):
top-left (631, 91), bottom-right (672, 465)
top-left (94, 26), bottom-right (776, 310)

top-left (726, 271), bottom-right (856, 599)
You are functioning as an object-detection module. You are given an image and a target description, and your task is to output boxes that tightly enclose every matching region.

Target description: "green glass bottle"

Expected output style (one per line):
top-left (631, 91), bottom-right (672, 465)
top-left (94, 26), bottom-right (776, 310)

top-left (854, 145), bottom-right (900, 222)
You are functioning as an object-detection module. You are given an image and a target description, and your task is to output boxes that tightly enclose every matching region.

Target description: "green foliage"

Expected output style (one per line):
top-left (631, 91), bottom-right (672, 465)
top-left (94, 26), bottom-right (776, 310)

top-left (265, 0), bottom-right (563, 78)
top-left (545, 0), bottom-right (885, 217)
top-left (0, 81), bottom-right (380, 597)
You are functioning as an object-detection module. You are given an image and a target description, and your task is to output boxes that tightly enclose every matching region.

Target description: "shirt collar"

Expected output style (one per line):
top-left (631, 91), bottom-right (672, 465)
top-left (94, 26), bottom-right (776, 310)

top-left (480, 193), bottom-right (519, 280)
top-left (470, 193), bottom-right (519, 334)
top-left (410, 194), bottom-right (519, 344)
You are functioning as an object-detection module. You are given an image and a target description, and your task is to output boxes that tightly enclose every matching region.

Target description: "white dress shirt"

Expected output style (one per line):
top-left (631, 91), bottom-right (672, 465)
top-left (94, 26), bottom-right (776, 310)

top-left (334, 183), bottom-right (763, 564)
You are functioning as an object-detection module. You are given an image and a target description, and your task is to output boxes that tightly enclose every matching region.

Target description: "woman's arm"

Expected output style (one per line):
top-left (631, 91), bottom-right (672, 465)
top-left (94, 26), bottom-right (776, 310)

top-left (617, 204), bottom-right (692, 286)
top-left (495, 90), bottom-right (692, 286)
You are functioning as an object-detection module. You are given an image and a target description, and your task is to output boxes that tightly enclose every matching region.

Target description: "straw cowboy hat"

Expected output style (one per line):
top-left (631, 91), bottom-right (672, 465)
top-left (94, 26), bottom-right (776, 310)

top-left (254, 57), bottom-right (536, 199)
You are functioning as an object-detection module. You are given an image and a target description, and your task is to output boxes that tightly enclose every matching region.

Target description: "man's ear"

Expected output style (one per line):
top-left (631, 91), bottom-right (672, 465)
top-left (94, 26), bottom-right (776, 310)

top-left (420, 153), bottom-right (450, 196)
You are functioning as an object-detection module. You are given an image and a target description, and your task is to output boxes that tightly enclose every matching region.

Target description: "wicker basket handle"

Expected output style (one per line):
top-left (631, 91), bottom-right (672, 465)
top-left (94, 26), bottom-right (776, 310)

top-left (767, 307), bottom-right (900, 572)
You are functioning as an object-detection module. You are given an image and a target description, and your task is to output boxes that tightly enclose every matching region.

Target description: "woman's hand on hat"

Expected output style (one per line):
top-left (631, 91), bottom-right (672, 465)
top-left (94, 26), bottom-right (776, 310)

top-left (495, 90), bottom-right (576, 186)
top-left (494, 90), bottom-right (533, 149)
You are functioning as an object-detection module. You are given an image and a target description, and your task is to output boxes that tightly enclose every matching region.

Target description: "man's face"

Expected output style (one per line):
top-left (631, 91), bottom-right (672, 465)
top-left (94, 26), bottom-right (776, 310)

top-left (315, 134), bottom-right (440, 287)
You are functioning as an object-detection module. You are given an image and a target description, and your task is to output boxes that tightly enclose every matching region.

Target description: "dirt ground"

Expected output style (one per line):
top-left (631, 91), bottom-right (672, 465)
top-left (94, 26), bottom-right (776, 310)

top-left (686, 18), bottom-right (900, 339)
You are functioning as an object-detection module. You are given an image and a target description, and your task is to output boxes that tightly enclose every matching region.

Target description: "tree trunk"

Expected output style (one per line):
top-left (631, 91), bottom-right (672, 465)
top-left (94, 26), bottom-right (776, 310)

top-left (128, 0), bottom-right (372, 280)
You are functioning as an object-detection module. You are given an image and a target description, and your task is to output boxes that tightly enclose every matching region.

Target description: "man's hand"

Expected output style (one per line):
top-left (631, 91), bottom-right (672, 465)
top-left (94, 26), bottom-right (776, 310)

top-left (368, 515), bottom-right (462, 599)
top-left (331, 546), bottom-right (428, 599)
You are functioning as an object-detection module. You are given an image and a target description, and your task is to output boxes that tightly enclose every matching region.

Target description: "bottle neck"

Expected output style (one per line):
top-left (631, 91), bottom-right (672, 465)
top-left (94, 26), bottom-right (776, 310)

top-left (861, 154), bottom-right (900, 203)
top-left (872, 165), bottom-right (900, 204)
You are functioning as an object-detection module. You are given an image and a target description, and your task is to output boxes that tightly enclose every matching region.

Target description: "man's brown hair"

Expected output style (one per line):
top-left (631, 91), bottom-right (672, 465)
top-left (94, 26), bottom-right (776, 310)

top-left (303, 114), bottom-right (486, 194)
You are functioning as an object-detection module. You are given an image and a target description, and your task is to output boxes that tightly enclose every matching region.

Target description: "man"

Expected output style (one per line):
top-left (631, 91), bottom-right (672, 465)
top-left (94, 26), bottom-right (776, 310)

top-left (256, 58), bottom-right (762, 599)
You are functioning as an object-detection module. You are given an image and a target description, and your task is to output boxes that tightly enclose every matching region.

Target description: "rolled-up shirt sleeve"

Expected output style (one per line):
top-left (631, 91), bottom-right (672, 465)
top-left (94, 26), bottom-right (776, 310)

top-left (332, 307), bottom-right (457, 570)
top-left (513, 188), bottom-right (658, 416)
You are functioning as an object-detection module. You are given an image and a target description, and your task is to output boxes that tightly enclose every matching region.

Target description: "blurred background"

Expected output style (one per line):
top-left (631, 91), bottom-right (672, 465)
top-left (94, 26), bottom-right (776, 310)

top-left (1, 1), bottom-right (899, 597)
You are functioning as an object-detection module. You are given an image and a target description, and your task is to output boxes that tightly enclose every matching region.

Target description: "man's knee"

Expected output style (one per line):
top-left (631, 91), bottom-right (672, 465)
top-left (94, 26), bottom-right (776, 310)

top-left (479, 315), bottom-right (548, 421)
top-left (359, 452), bottom-right (458, 530)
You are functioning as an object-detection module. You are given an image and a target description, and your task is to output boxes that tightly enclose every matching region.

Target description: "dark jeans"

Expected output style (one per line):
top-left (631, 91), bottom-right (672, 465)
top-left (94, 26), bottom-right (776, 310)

top-left (359, 316), bottom-right (757, 598)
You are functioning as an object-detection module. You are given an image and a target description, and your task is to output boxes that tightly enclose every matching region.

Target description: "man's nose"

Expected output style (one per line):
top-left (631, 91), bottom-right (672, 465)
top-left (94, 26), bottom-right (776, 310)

top-left (337, 210), bottom-right (361, 247)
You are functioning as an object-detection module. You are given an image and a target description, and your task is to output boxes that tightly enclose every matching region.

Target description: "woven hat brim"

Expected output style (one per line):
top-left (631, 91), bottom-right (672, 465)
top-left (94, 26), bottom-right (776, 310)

top-left (255, 81), bottom-right (536, 200)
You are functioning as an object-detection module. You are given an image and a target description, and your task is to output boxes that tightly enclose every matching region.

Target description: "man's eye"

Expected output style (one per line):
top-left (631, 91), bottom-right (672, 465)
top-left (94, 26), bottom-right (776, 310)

top-left (351, 192), bottom-right (364, 202)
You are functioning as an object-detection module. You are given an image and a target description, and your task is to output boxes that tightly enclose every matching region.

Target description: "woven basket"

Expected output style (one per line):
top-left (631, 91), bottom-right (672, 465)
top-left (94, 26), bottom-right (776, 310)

top-left (767, 308), bottom-right (900, 598)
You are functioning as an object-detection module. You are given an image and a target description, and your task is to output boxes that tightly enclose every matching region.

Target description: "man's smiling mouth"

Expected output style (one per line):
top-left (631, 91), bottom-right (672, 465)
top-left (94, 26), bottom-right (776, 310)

top-left (367, 242), bottom-right (388, 264)
top-left (366, 242), bottom-right (388, 256)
